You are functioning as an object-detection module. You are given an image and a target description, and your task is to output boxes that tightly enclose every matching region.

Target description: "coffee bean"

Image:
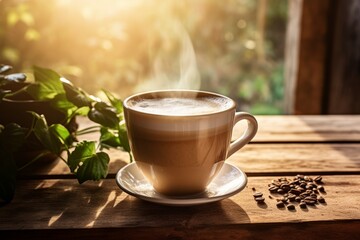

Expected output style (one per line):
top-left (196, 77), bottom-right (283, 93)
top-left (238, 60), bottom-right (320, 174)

top-left (304, 199), bottom-right (316, 206)
top-left (276, 201), bottom-right (285, 208)
top-left (318, 185), bottom-right (325, 192)
top-left (300, 183), bottom-right (307, 188)
top-left (268, 186), bottom-right (279, 193)
top-left (269, 195), bottom-right (273, 199)
top-left (314, 176), bottom-right (323, 183)
top-left (277, 189), bottom-right (285, 194)
top-left (296, 187), bottom-right (305, 193)
top-left (289, 189), bottom-right (301, 195)
top-left (291, 180), bottom-right (300, 185)
top-left (299, 202), bottom-right (307, 209)
top-left (279, 177), bottom-right (288, 182)
top-left (272, 180), bottom-right (281, 186)
top-left (287, 204), bottom-right (295, 210)
top-left (255, 197), bottom-right (265, 203)
top-left (297, 174), bottom-right (305, 179)
top-left (304, 196), bottom-right (317, 202)
top-left (318, 196), bottom-right (326, 203)
top-left (288, 194), bottom-right (297, 202)
top-left (306, 190), bottom-right (313, 195)
top-left (280, 197), bottom-right (288, 203)
top-left (295, 196), bottom-right (301, 202)
top-left (310, 193), bottom-right (318, 199)
top-left (300, 192), bottom-right (309, 198)
top-left (253, 192), bottom-right (263, 198)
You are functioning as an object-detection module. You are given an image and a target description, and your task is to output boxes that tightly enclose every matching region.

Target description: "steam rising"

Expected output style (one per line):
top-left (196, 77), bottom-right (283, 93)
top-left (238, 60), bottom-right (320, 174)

top-left (136, 20), bottom-right (201, 91)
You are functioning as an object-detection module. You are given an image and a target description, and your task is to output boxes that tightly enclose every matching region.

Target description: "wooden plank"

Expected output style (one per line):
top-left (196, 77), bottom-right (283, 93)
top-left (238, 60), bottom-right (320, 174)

top-left (18, 143), bottom-right (360, 177)
top-left (229, 143), bottom-right (360, 175)
top-left (75, 115), bottom-right (360, 142)
top-left (1, 176), bottom-right (359, 239)
top-left (2, 222), bottom-right (359, 240)
top-left (249, 115), bottom-right (360, 142)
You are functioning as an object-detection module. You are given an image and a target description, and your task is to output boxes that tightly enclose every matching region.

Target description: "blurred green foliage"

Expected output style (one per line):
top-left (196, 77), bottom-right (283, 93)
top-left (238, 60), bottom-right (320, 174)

top-left (0, 0), bottom-right (287, 114)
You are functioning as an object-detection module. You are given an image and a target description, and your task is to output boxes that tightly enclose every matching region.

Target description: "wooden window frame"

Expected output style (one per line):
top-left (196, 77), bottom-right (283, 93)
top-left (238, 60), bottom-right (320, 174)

top-left (284, 0), bottom-right (360, 114)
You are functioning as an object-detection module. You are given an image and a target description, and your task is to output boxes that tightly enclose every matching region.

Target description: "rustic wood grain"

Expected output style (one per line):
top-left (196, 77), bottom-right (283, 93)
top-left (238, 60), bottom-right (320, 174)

top-left (16, 116), bottom-right (360, 177)
top-left (229, 143), bottom-right (360, 175)
top-left (76, 115), bottom-right (360, 143)
top-left (1, 176), bottom-right (359, 239)
top-left (249, 115), bottom-right (360, 142)
top-left (18, 143), bottom-right (360, 177)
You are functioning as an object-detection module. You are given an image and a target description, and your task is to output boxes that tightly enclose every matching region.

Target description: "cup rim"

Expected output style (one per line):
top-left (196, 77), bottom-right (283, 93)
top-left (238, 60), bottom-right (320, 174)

top-left (123, 89), bottom-right (236, 117)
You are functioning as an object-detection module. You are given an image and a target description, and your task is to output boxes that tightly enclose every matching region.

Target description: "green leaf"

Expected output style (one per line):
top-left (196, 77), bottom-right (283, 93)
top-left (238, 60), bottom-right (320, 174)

top-left (74, 106), bottom-right (90, 116)
top-left (30, 112), bottom-right (60, 154)
top-left (76, 152), bottom-right (109, 184)
top-left (67, 141), bottom-right (109, 183)
top-left (0, 64), bottom-right (12, 74)
top-left (102, 89), bottom-right (123, 114)
top-left (50, 93), bottom-right (77, 118)
top-left (24, 83), bottom-right (41, 98)
top-left (4, 73), bottom-right (26, 83)
top-left (99, 127), bottom-right (121, 149)
top-left (27, 66), bottom-right (65, 100)
top-left (49, 124), bottom-right (72, 149)
top-left (63, 81), bottom-right (92, 108)
top-left (68, 141), bottom-right (96, 172)
top-left (118, 124), bottom-right (131, 153)
top-left (88, 102), bottom-right (119, 129)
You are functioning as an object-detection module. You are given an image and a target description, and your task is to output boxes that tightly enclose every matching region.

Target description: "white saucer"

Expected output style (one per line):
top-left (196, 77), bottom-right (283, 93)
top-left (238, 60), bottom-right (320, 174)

top-left (115, 162), bottom-right (247, 206)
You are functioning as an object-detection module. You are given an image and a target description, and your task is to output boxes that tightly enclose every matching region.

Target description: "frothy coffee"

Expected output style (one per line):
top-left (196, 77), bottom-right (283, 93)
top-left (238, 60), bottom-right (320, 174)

top-left (123, 90), bottom-right (258, 196)
top-left (129, 97), bottom-right (232, 116)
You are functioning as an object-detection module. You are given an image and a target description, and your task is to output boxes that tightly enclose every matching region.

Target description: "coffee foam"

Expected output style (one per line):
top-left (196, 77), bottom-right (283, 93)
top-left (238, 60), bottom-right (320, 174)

top-left (129, 97), bottom-right (232, 116)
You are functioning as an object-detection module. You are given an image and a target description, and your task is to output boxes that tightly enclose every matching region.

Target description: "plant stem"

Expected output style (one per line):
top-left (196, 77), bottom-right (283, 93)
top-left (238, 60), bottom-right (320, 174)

top-left (5, 87), bottom-right (27, 98)
top-left (76, 126), bottom-right (101, 135)
top-left (58, 154), bottom-right (67, 163)
top-left (17, 151), bottom-right (51, 171)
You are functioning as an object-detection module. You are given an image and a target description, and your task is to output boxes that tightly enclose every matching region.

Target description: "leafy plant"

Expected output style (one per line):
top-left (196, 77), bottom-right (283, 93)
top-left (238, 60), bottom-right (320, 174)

top-left (0, 64), bottom-right (131, 203)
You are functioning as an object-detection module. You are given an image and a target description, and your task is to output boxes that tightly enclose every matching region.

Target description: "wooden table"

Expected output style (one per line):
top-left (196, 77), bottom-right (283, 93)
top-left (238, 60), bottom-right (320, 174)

top-left (1, 115), bottom-right (360, 239)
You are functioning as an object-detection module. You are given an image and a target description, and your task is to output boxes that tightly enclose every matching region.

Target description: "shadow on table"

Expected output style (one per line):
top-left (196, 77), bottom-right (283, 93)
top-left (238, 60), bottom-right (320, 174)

top-left (93, 196), bottom-right (250, 228)
top-left (25, 180), bottom-right (250, 229)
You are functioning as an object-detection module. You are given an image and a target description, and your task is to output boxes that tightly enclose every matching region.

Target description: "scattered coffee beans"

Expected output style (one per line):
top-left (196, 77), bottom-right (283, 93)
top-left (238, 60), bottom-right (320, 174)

top-left (299, 201), bottom-right (307, 209)
top-left (255, 197), bottom-right (265, 203)
top-left (265, 175), bottom-right (326, 210)
top-left (253, 192), bottom-right (263, 198)
top-left (318, 196), bottom-right (326, 203)
top-left (276, 201), bottom-right (285, 208)
top-left (251, 191), bottom-right (266, 204)
top-left (287, 204), bottom-right (295, 210)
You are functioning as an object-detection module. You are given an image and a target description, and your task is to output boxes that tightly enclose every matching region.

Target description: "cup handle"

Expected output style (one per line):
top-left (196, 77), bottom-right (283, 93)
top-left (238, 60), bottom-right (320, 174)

top-left (227, 112), bottom-right (258, 157)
